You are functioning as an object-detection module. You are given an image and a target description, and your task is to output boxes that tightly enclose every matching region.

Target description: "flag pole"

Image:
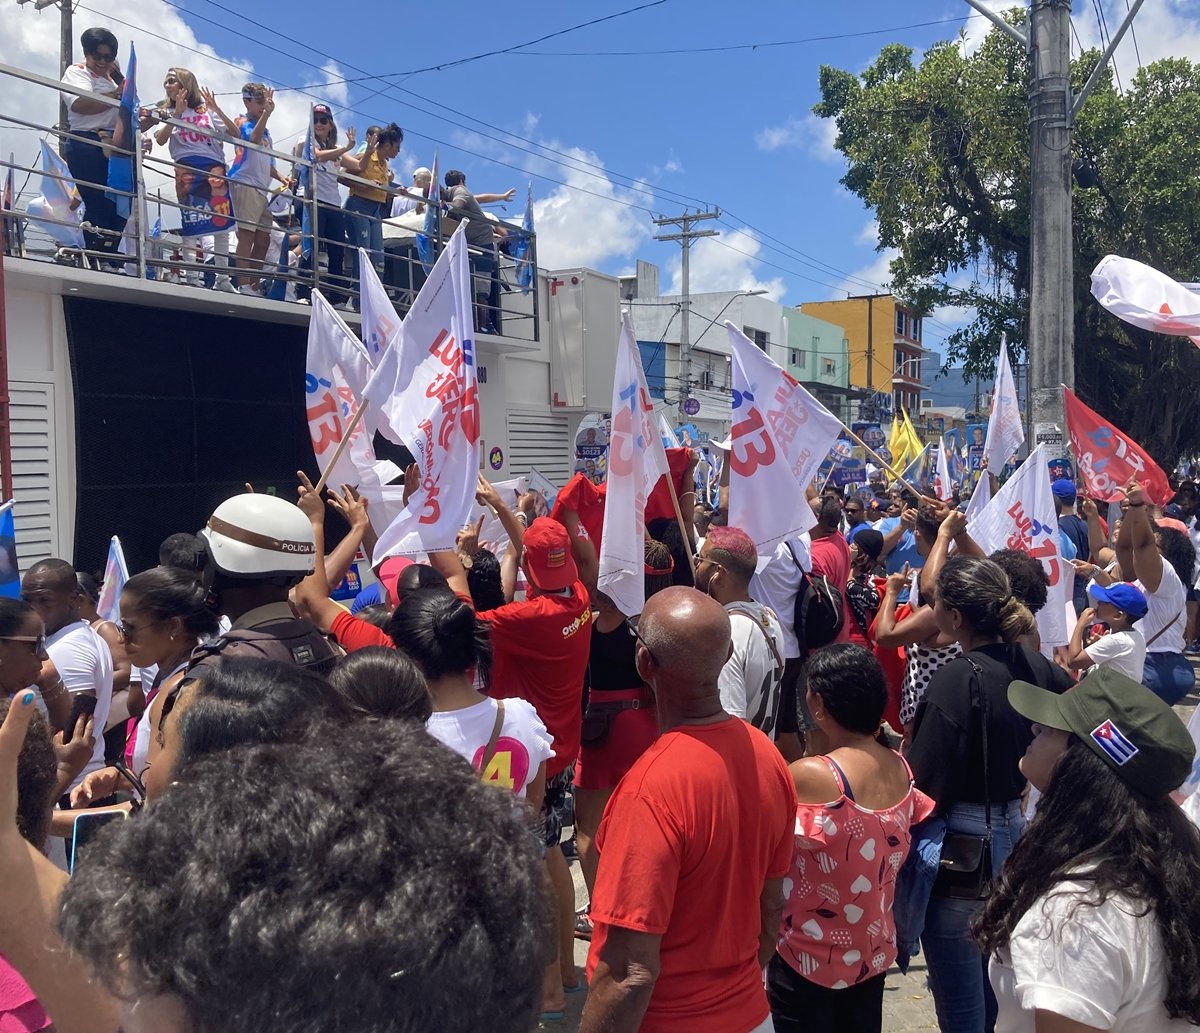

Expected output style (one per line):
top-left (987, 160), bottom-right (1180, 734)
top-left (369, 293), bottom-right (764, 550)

top-left (313, 400), bottom-right (369, 495)
top-left (839, 423), bottom-right (924, 498)
top-left (662, 467), bottom-right (697, 558)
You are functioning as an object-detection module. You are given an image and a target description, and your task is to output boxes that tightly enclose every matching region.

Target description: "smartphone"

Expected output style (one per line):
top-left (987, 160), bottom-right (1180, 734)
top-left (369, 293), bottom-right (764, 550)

top-left (69, 810), bottom-right (126, 874)
top-left (62, 693), bottom-right (98, 743)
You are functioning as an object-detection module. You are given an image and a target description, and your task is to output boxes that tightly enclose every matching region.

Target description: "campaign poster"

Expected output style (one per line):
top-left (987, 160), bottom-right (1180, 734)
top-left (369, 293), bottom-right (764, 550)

top-left (177, 155), bottom-right (236, 237)
top-left (574, 414), bottom-right (610, 486)
top-left (1047, 456), bottom-right (1075, 482)
top-left (852, 422), bottom-right (886, 454)
top-left (967, 422), bottom-right (987, 481)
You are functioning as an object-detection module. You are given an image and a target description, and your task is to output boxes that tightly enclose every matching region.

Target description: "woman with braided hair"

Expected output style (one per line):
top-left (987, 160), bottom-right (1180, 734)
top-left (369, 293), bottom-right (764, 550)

top-left (908, 556), bottom-right (1074, 1033)
top-left (573, 538), bottom-right (674, 910)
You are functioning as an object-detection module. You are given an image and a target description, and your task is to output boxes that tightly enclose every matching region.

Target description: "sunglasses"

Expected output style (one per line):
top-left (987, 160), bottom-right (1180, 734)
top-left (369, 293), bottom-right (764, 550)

top-left (242, 92), bottom-right (263, 101)
top-left (625, 615), bottom-right (659, 667)
top-left (117, 619), bottom-right (157, 641)
top-left (314, 115), bottom-right (331, 124)
top-left (164, 76), bottom-right (179, 85)
top-left (0, 634), bottom-right (46, 654)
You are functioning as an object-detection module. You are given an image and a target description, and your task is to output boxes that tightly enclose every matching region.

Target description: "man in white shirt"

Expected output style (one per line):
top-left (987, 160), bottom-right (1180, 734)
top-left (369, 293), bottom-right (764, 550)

top-left (21, 559), bottom-right (113, 785)
top-left (693, 525), bottom-right (785, 738)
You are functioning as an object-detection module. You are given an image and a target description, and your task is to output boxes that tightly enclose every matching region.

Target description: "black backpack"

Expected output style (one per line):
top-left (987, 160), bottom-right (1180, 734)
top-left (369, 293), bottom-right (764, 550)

top-left (187, 619), bottom-right (342, 679)
top-left (786, 541), bottom-right (844, 655)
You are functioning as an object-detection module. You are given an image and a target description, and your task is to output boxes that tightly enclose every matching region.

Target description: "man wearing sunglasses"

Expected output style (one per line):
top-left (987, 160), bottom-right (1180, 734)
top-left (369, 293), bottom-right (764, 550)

top-left (20, 559), bottom-right (113, 787)
top-left (59, 27), bottom-right (128, 259)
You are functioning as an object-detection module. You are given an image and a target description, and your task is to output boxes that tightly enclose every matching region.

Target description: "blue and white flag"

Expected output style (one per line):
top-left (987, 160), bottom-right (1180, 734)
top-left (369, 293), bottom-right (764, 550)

top-left (415, 148), bottom-right (439, 272)
top-left (96, 535), bottom-right (129, 623)
top-left (297, 106), bottom-right (314, 260)
top-left (0, 502), bottom-right (18, 599)
top-left (513, 181), bottom-right (534, 295)
top-left (106, 43), bottom-right (139, 220)
top-left (27, 140), bottom-right (85, 248)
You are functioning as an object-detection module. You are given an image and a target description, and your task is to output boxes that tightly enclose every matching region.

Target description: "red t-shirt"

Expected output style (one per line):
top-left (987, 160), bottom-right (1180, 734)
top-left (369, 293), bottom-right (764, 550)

top-left (479, 581), bottom-right (591, 778)
top-left (586, 717), bottom-right (797, 1033)
top-left (810, 531), bottom-right (852, 644)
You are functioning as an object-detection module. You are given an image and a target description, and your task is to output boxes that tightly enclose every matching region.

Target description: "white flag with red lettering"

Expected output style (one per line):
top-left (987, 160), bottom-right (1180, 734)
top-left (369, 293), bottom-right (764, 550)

top-left (305, 293), bottom-right (403, 523)
top-left (1090, 254), bottom-right (1200, 348)
top-left (727, 323), bottom-right (843, 553)
top-left (967, 444), bottom-right (1069, 646)
top-left (362, 224), bottom-right (481, 562)
top-left (983, 336), bottom-right (1024, 474)
top-left (598, 312), bottom-right (672, 617)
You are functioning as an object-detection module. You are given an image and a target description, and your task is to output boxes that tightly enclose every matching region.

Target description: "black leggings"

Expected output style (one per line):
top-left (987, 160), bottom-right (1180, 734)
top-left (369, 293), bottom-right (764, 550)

top-left (63, 134), bottom-right (127, 256)
top-left (767, 953), bottom-right (886, 1033)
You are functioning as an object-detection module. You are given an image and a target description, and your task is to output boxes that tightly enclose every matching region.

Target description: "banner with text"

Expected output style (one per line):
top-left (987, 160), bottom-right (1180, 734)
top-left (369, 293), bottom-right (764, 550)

top-left (1062, 386), bottom-right (1172, 505)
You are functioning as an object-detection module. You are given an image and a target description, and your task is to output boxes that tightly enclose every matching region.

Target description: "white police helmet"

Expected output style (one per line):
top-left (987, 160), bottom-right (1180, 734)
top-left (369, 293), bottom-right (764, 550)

top-left (199, 493), bottom-right (316, 579)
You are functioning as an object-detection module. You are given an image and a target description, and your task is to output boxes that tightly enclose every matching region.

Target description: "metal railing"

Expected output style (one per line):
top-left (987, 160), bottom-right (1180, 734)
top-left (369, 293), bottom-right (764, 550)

top-left (0, 60), bottom-right (539, 341)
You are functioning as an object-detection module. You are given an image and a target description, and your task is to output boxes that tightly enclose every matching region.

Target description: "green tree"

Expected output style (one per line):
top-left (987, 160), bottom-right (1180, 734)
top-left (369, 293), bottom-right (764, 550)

top-left (815, 20), bottom-right (1200, 465)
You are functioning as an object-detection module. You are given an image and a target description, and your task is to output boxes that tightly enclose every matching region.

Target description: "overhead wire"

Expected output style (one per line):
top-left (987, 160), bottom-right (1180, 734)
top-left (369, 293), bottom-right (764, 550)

top-left (1125, 0), bottom-right (1144, 69)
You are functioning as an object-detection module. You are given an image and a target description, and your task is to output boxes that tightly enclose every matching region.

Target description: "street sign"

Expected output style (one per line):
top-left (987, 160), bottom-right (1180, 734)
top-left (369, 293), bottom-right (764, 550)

top-left (684, 397), bottom-right (701, 416)
top-left (1034, 422), bottom-right (1063, 452)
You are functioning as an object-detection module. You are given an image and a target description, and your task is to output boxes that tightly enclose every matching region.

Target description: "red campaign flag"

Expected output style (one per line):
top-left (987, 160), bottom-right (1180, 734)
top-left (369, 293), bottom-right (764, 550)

top-left (549, 448), bottom-right (694, 556)
top-left (1062, 386), bottom-right (1172, 505)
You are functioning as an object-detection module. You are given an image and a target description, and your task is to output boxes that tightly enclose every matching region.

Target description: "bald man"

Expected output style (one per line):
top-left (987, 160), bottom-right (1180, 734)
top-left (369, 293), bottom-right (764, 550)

top-left (581, 587), bottom-right (797, 1033)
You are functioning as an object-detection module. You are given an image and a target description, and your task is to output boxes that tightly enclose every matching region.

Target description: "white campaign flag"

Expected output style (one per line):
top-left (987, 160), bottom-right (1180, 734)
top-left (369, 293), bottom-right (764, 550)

top-left (935, 442), bottom-right (953, 501)
top-left (598, 312), bottom-right (672, 617)
top-left (357, 250), bottom-right (400, 366)
top-left (983, 336), bottom-right (1024, 473)
top-left (305, 292), bottom-right (404, 525)
top-left (727, 322), bottom-right (843, 553)
top-left (362, 224), bottom-right (481, 562)
top-left (1090, 254), bottom-right (1200, 348)
top-left (964, 469), bottom-right (992, 524)
top-left (968, 444), bottom-right (1069, 646)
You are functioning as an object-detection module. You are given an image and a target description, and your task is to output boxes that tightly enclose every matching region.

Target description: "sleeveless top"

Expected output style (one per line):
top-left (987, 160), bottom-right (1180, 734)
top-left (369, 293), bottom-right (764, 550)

top-left (777, 754), bottom-right (935, 989)
top-left (587, 621), bottom-right (641, 693)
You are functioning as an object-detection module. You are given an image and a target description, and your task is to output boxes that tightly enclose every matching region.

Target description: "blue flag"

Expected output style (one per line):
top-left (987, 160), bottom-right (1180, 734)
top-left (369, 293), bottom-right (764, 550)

top-left (513, 181), bottom-right (534, 295)
top-left (0, 505), bottom-right (16, 599)
top-left (297, 106), bottom-right (314, 260)
top-left (416, 149), bottom-right (439, 272)
top-left (106, 43), bottom-right (139, 220)
top-left (897, 444), bottom-right (934, 493)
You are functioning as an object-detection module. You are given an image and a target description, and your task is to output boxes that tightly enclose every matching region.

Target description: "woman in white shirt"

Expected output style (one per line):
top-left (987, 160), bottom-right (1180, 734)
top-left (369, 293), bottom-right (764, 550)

top-left (976, 668), bottom-right (1200, 1033)
top-left (149, 68), bottom-right (236, 292)
top-left (1113, 479), bottom-right (1195, 704)
top-left (58, 26), bottom-right (127, 258)
top-left (292, 105), bottom-right (355, 307)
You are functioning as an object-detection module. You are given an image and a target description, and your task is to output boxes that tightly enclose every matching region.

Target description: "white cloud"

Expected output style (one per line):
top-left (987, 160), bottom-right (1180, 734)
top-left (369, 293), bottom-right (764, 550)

top-left (0, 0), bottom-right (351, 221)
top-left (665, 227), bottom-right (786, 301)
top-left (959, 1), bottom-right (1025, 56)
top-left (855, 219), bottom-right (880, 247)
top-left (754, 114), bottom-right (838, 160)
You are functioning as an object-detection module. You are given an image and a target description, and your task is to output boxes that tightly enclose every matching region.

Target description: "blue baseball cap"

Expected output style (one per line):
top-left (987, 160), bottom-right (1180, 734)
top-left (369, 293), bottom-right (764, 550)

top-left (1091, 581), bottom-right (1148, 619)
top-left (1051, 478), bottom-right (1078, 500)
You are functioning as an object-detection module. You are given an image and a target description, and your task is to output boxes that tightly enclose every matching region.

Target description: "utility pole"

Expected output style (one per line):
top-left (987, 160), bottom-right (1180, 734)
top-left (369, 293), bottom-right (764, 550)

top-left (962, 0), bottom-right (1146, 457)
top-left (15, 0), bottom-right (73, 130)
top-left (654, 209), bottom-right (719, 422)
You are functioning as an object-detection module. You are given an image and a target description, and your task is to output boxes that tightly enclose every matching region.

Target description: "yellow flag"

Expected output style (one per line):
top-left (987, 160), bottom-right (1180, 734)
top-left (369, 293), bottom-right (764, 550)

top-left (887, 414), bottom-right (907, 467)
top-left (902, 408), bottom-right (924, 467)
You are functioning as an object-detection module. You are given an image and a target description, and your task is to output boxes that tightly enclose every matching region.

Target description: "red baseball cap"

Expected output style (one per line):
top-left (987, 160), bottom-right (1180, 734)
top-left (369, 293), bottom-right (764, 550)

top-left (522, 518), bottom-right (577, 592)
top-left (378, 555), bottom-right (414, 606)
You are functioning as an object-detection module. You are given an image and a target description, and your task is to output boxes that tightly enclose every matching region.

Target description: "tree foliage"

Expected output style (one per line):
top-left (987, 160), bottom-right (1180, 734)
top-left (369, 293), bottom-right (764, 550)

top-left (815, 19), bottom-right (1200, 464)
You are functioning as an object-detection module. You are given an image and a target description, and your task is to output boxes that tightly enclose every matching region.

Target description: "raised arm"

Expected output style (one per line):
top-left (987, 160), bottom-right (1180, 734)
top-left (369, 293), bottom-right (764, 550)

top-left (561, 508), bottom-right (598, 597)
top-left (474, 188), bottom-right (517, 204)
top-left (321, 484), bottom-right (370, 590)
top-left (339, 134), bottom-right (375, 174)
top-left (881, 507), bottom-right (916, 558)
top-left (1119, 479), bottom-right (1162, 592)
top-left (199, 88), bottom-right (237, 142)
top-left (288, 472), bottom-right (347, 635)
top-left (248, 87), bottom-right (274, 145)
top-left (1081, 497), bottom-right (1108, 563)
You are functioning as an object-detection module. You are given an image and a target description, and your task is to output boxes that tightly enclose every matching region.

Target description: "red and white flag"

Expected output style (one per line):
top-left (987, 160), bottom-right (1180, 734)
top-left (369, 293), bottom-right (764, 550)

top-left (362, 224), bottom-right (481, 561)
top-left (968, 444), bottom-right (1069, 647)
top-left (1090, 254), bottom-right (1200, 348)
top-left (305, 293), bottom-right (404, 525)
top-left (727, 323), bottom-right (843, 552)
top-left (1062, 386), bottom-right (1172, 505)
top-left (598, 312), bottom-right (672, 617)
top-left (983, 336), bottom-right (1024, 474)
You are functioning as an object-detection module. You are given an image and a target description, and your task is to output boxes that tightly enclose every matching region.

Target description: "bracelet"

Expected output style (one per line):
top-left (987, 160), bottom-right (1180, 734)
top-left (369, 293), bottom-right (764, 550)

top-left (41, 680), bottom-right (66, 700)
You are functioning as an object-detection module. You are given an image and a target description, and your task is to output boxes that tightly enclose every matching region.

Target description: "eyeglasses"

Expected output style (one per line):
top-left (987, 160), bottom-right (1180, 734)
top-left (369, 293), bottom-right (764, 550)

top-left (625, 615), bottom-right (659, 667)
top-left (0, 634), bottom-right (46, 654)
top-left (314, 115), bottom-right (331, 124)
top-left (242, 92), bottom-right (263, 101)
top-left (91, 50), bottom-right (116, 62)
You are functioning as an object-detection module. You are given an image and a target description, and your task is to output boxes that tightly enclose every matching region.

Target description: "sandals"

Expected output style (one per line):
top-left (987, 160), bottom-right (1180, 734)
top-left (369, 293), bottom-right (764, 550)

top-left (574, 908), bottom-right (593, 941)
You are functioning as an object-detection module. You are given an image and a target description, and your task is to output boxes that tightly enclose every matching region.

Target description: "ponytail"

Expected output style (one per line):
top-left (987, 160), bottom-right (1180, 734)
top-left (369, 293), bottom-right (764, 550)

top-left (937, 555), bottom-right (1034, 644)
top-left (387, 588), bottom-right (492, 684)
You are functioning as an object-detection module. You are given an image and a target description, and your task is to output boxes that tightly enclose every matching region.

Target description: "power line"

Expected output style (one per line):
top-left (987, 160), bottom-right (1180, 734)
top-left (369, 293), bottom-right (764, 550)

top-left (1125, 0), bottom-right (1144, 69)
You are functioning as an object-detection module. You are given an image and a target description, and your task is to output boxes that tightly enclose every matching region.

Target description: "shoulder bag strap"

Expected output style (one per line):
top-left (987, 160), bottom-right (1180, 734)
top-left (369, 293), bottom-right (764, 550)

top-left (478, 699), bottom-right (506, 780)
top-left (1146, 610), bottom-right (1182, 648)
top-left (728, 606), bottom-right (785, 676)
top-left (962, 655), bottom-right (992, 837)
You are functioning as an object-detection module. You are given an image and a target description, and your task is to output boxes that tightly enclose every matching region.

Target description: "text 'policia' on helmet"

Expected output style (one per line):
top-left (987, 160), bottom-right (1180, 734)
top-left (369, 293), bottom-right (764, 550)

top-left (199, 494), bottom-right (316, 580)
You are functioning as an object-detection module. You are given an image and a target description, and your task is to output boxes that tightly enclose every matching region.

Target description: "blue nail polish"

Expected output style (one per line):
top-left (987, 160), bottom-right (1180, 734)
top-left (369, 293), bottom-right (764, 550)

top-left (21, 691), bottom-right (35, 705)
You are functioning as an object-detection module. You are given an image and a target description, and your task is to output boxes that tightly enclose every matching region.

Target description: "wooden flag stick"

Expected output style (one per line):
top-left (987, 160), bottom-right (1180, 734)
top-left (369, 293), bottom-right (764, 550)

top-left (313, 400), bottom-right (369, 495)
top-left (661, 462), bottom-right (698, 558)
top-left (839, 423), bottom-right (925, 499)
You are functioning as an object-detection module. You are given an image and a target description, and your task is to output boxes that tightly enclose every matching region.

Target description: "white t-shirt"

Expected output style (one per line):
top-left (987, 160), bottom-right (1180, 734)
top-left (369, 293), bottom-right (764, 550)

top-left (1188, 518), bottom-right (1200, 590)
top-left (46, 620), bottom-right (113, 784)
top-left (167, 108), bottom-right (227, 166)
top-left (425, 696), bottom-right (553, 799)
top-left (60, 63), bottom-right (120, 132)
top-left (1085, 627), bottom-right (1147, 681)
top-left (990, 881), bottom-right (1197, 1032)
top-left (391, 193), bottom-right (420, 218)
top-left (1134, 560), bottom-right (1186, 654)
top-left (749, 536), bottom-right (811, 660)
top-left (719, 601), bottom-right (785, 736)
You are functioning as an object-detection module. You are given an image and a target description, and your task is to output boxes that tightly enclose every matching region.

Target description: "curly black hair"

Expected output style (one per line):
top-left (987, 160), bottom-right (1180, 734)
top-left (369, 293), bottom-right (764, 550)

top-left (58, 721), bottom-right (550, 1033)
top-left (0, 698), bottom-right (57, 849)
top-left (465, 548), bottom-right (506, 612)
top-left (989, 548), bottom-right (1050, 615)
top-left (1153, 524), bottom-right (1196, 593)
top-left (974, 738), bottom-right (1200, 1023)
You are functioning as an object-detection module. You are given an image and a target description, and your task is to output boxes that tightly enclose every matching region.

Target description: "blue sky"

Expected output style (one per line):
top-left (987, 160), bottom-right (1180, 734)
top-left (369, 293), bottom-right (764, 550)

top-left (5, 0), bottom-right (1200, 365)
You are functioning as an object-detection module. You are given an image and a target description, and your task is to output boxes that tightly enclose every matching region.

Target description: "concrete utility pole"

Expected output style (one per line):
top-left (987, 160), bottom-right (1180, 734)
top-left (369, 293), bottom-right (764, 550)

top-left (15, 0), bottom-right (72, 130)
top-left (961, 0), bottom-right (1146, 456)
top-left (654, 210), bottom-right (719, 422)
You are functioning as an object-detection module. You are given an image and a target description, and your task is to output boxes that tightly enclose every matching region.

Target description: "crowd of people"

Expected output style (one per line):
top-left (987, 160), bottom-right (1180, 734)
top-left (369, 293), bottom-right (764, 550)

top-left (0, 450), bottom-right (1193, 1033)
top-left (48, 26), bottom-right (520, 324)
